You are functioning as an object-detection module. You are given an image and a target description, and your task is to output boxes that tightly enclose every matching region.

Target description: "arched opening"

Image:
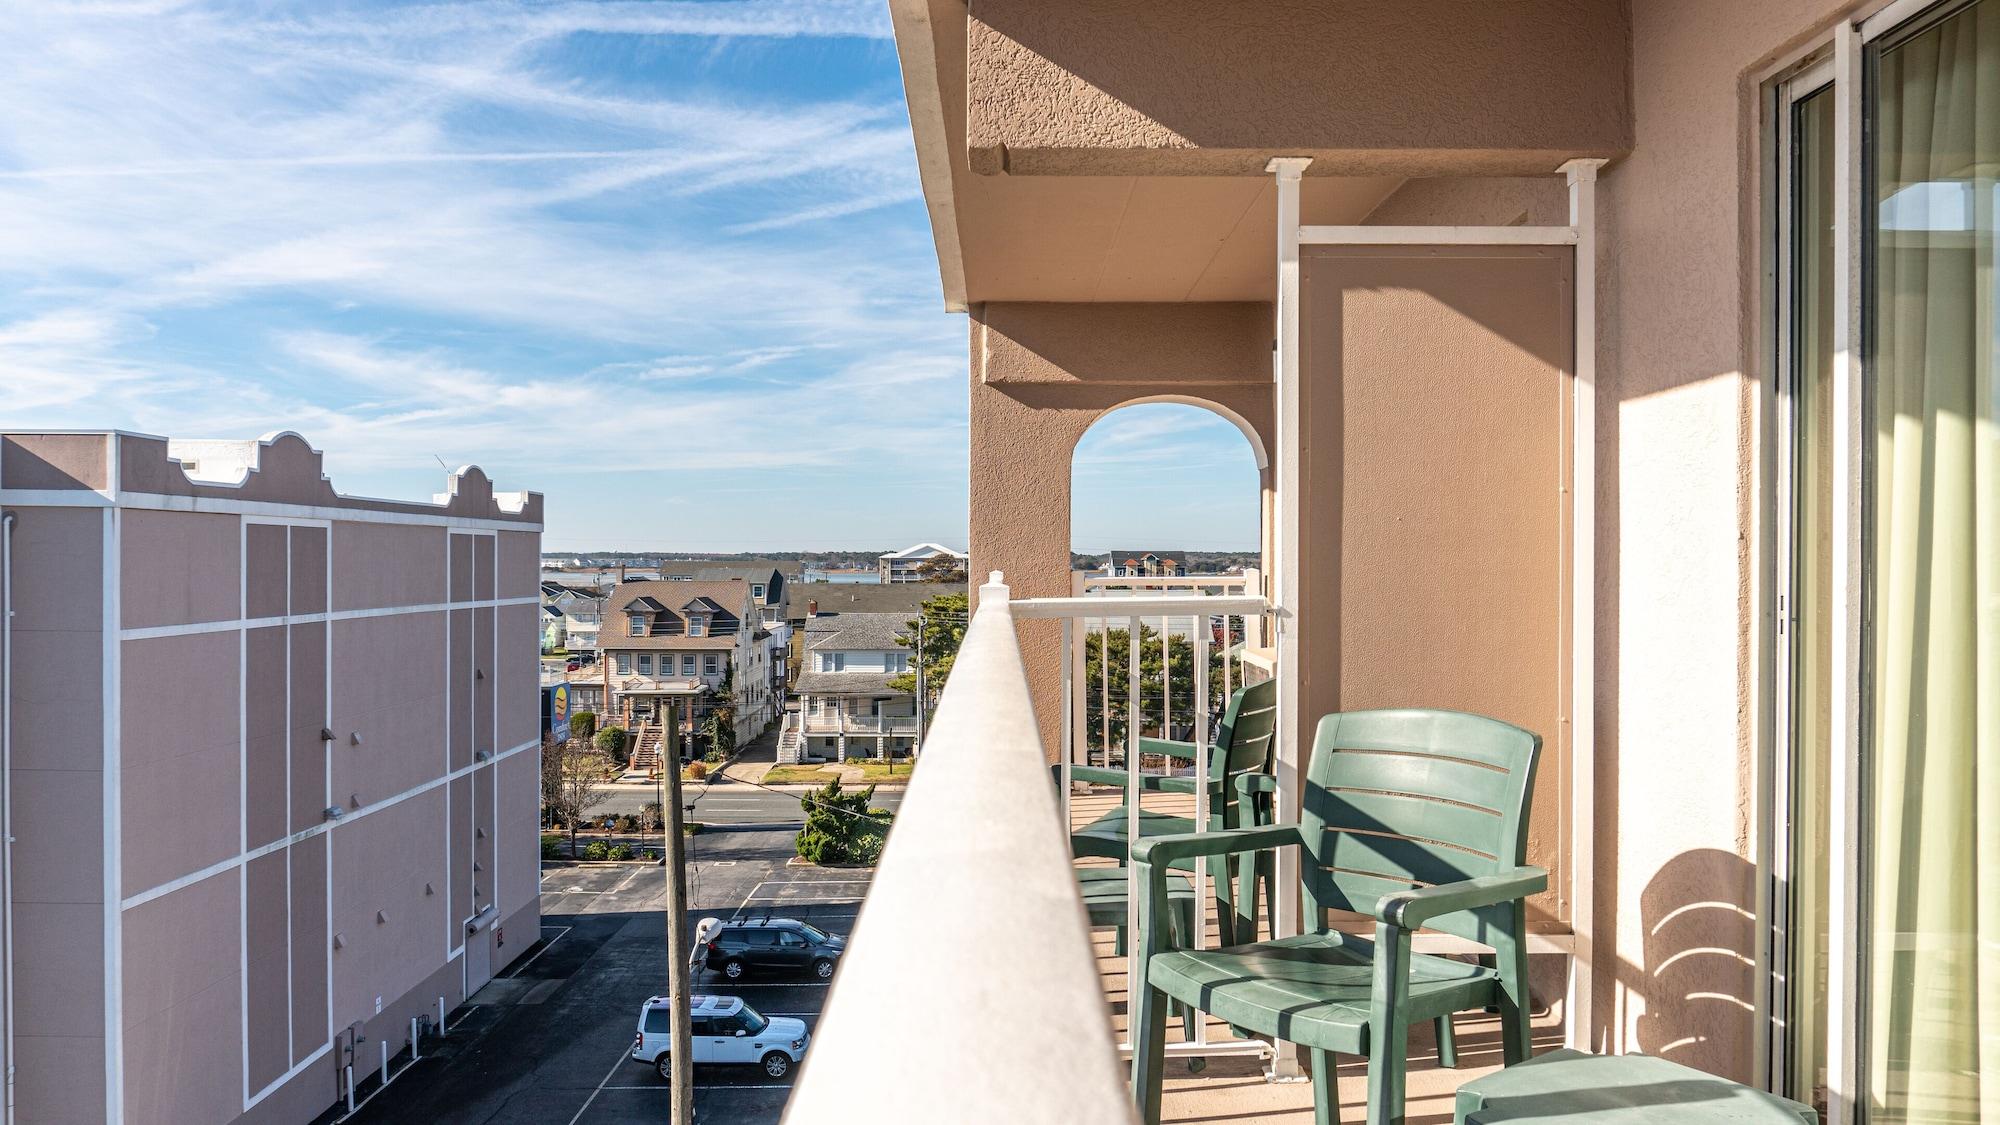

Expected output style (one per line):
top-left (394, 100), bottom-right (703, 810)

top-left (1068, 399), bottom-right (1265, 759)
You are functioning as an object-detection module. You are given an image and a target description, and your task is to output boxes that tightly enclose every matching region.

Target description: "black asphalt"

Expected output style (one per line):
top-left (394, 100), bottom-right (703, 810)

top-left (347, 826), bottom-right (872, 1125)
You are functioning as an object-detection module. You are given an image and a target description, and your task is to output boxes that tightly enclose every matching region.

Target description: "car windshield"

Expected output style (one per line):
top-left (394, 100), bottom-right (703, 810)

top-left (797, 923), bottom-right (829, 941)
top-left (737, 1006), bottom-right (768, 1035)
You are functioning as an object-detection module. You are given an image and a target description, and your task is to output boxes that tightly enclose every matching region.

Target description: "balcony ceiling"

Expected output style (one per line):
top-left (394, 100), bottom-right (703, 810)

top-left (894, 0), bottom-right (1403, 310)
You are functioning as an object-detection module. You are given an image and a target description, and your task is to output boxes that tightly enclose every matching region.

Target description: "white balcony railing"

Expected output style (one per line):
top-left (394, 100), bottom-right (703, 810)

top-left (1011, 571), bottom-right (1274, 1067)
top-left (784, 574), bottom-right (1136, 1124)
top-left (799, 712), bottom-right (921, 735)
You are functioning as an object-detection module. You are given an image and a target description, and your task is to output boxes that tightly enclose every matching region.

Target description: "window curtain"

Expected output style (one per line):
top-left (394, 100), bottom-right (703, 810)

top-left (1867, 2), bottom-right (2000, 1120)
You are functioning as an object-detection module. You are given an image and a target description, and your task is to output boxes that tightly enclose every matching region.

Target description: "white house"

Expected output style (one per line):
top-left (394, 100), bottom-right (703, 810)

top-left (794, 611), bottom-right (918, 761)
top-left (876, 542), bottom-right (967, 584)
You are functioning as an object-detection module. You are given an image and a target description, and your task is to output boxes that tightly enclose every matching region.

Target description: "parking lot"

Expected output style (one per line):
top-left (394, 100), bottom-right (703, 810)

top-left (349, 824), bottom-right (870, 1125)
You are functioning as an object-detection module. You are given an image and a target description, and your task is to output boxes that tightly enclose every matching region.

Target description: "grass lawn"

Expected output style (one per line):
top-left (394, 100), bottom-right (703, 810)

top-left (762, 760), bottom-right (917, 785)
top-left (761, 764), bottom-right (837, 785)
top-left (846, 760), bottom-right (918, 782)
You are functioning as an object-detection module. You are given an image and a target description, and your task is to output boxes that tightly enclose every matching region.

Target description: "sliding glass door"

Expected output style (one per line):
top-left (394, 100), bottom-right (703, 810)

top-left (1865, 3), bottom-right (2000, 1119)
top-left (1776, 2), bottom-right (1999, 1119)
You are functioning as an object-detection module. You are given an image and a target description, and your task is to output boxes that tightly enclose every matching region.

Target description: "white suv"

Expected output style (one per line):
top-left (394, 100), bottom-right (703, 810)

top-left (631, 995), bottom-right (809, 1080)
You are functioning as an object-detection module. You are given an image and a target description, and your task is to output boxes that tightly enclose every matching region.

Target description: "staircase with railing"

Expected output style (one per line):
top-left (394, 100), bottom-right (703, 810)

top-left (629, 722), bottom-right (663, 775)
top-left (776, 716), bottom-right (804, 764)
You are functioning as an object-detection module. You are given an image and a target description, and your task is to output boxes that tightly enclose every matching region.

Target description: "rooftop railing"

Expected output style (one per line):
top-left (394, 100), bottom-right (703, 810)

top-left (783, 573), bottom-right (1136, 1124)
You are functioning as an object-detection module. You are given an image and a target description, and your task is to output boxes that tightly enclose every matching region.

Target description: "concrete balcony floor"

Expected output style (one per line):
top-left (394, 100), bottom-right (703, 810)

top-left (1070, 787), bottom-right (1568, 1123)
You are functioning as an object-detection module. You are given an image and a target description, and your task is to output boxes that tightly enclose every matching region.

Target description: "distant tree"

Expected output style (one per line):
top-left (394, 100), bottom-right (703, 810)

top-left (594, 723), bottom-right (627, 763)
top-left (570, 710), bottom-right (597, 744)
top-left (543, 733), bottom-right (613, 858)
top-left (914, 553), bottom-right (968, 583)
top-left (887, 592), bottom-right (969, 706)
top-left (1082, 623), bottom-right (1231, 760)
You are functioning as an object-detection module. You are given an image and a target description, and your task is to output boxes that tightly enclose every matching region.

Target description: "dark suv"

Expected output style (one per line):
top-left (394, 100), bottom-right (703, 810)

top-left (702, 917), bottom-right (846, 981)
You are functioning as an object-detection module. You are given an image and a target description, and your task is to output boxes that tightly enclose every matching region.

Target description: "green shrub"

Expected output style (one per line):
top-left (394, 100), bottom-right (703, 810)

top-left (793, 780), bottom-right (892, 866)
top-left (608, 843), bottom-right (635, 861)
top-left (540, 833), bottom-right (563, 860)
top-left (570, 711), bottom-right (597, 743)
top-left (582, 840), bottom-right (610, 861)
top-left (595, 725), bottom-right (627, 758)
top-left (703, 749), bottom-right (724, 764)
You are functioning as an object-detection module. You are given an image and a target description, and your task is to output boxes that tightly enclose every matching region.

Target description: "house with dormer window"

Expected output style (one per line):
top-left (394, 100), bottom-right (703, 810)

top-left (595, 579), bottom-right (775, 755)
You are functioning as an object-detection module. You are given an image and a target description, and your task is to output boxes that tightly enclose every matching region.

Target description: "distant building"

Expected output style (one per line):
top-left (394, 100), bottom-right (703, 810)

top-left (596, 579), bottom-right (775, 754)
top-left (0, 430), bottom-right (542, 1125)
top-left (877, 542), bottom-right (968, 583)
top-left (1102, 550), bottom-right (1188, 578)
top-left (539, 581), bottom-right (605, 651)
top-left (693, 565), bottom-right (794, 698)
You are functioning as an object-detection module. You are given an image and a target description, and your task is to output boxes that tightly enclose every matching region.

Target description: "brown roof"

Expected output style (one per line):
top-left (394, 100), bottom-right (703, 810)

top-left (598, 580), bottom-right (753, 651)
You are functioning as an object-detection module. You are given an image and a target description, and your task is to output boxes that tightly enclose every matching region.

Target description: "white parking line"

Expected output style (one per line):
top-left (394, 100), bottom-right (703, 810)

top-left (564, 1049), bottom-right (629, 1125)
top-left (501, 926), bottom-right (571, 979)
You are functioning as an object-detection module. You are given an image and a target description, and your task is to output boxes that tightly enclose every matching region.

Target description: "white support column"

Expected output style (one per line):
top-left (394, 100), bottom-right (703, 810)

top-left (1266, 155), bottom-right (1310, 1082)
top-left (1560, 156), bottom-right (1606, 1054)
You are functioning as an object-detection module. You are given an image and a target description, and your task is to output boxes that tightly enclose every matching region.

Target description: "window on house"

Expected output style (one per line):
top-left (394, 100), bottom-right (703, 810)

top-left (688, 616), bottom-right (705, 637)
top-left (616, 654), bottom-right (631, 675)
top-left (752, 584), bottom-right (765, 599)
top-left (704, 655), bottom-right (718, 675)
top-left (638, 655), bottom-right (652, 675)
top-left (628, 613), bottom-right (644, 636)
top-left (681, 654), bottom-right (696, 675)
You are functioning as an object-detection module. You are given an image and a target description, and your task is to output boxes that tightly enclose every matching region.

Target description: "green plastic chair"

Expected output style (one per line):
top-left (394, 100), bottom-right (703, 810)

top-left (1129, 708), bottom-right (1545, 1125)
top-left (1063, 678), bottom-right (1276, 947)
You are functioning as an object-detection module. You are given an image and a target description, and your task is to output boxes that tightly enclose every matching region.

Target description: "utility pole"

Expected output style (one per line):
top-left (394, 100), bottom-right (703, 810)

top-left (661, 704), bottom-right (694, 1125)
top-left (913, 616), bottom-right (926, 753)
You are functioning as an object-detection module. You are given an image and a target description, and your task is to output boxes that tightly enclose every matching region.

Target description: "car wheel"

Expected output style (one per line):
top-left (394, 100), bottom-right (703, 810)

top-left (721, 959), bottom-right (746, 980)
top-left (761, 1052), bottom-right (791, 1079)
top-left (812, 958), bottom-right (834, 981)
top-left (655, 1054), bottom-right (672, 1081)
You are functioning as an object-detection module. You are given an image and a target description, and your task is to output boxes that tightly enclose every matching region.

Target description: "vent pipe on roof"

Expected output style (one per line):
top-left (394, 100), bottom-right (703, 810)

top-left (807, 600), bottom-right (817, 619)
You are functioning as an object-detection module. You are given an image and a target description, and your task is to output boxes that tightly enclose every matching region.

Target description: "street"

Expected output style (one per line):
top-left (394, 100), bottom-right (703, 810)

top-left (590, 781), bottom-right (906, 825)
top-left (344, 825), bottom-right (870, 1125)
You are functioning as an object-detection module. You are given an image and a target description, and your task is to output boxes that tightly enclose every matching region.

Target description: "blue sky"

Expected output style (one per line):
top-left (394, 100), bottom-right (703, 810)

top-left (0, 0), bottom-right (1261, 553)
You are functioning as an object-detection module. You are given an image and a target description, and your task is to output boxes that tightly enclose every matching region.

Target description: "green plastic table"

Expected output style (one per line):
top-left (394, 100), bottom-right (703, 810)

top-left (1456, 1049), bottom-right (1818, 1123)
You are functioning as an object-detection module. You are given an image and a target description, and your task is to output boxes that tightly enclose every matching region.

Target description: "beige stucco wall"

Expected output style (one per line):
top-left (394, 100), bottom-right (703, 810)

top-left (967, 300), bottom-right (1274, 754)
top-left (1352, 0), bottom-right (1855, 1080)
top-left (1299, 244), bottom-right (1575, 931)
top-left (964, 0), bottom-right (1633, 176)
top-left (1595, 0), bottom-right (1848, 1080)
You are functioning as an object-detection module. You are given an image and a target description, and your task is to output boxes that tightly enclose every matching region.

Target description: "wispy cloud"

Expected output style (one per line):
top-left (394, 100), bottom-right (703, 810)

top-left (0, 0), bottom-right (970, 548)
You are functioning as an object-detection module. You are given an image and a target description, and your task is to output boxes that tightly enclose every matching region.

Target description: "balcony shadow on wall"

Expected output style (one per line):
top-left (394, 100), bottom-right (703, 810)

top-left (1626, 847), bottom-right (1758, 1080)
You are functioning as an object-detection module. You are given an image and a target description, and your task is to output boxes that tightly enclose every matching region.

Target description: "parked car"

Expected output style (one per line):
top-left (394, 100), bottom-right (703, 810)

top-left (631, 994), bottom-right (807, 1080)
top-left (701, 916), bottom-right (846, 981)
top-left (565, 659), bottom-right (580, 671)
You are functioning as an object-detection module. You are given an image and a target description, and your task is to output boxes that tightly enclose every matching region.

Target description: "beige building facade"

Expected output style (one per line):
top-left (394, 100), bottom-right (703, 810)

top-left (0, 430), bottom-right (543, 1124)
top-left (891, 0), bottom-right (2000, 1119)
